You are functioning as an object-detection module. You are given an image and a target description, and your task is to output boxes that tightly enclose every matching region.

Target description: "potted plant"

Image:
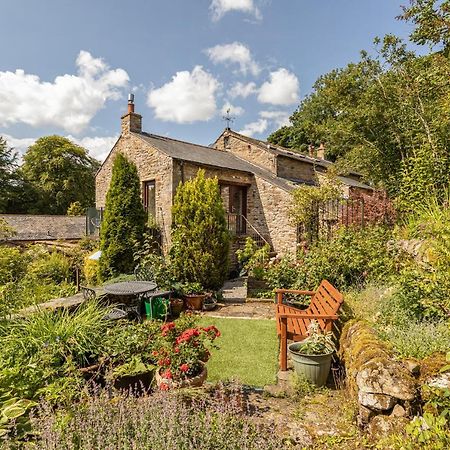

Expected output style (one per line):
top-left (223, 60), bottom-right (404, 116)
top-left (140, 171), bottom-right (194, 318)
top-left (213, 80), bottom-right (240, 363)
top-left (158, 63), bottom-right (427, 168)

top-left (154, 321), bottom-right (220, 390)
top-left (181, 282), bottom-right (207, 311)
top-left (168, 282), bottom-right (184, 317)
top-left (288, 320), bottom-right (335, 387)
top-left (107, 356), bottom-right (155, 392)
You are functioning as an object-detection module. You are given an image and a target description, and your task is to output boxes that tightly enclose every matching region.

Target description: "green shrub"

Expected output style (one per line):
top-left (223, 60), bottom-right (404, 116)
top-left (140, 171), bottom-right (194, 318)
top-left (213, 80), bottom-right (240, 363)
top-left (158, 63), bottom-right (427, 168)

top-left (83, 257), bottom-right (101, 286)
top-left (0, 247), bottom-right (28, 284)
top-left (170, 169), bottom-right (230, 290)
top-left (390, 266), bottom-right (450, 321)
top-left (235, 237), bottom-right (270, 278)
top-left (0, 300), bottom-right (110, 405)
top-left (377, 319), bottom-right (450, 359)
top-left (66, 201), bottom-right (85, 216)
top-left (264, 226), bottom-right (396, 291)
top-left (27, 252), bottom-right (71, 284)
top-left (264, 256), bottom-right (300, 290)
top-left (99, 153), bottom-right (146, 279)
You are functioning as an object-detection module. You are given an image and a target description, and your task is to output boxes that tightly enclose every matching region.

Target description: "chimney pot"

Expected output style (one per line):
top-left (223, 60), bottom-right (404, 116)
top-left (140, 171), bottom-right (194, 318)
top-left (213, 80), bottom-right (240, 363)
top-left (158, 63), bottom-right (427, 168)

top-left (121, 94), bottom-right (142, 134)
top-left (317, 143), bottom-right (325, 160)
top-left (127, 93), bottom-right (135, 113)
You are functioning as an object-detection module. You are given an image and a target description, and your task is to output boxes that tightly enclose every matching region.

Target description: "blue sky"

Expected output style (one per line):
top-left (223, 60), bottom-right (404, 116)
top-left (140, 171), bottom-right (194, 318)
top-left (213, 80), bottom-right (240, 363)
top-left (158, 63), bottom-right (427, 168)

top-left (0, 0), bottom-right (416, 161)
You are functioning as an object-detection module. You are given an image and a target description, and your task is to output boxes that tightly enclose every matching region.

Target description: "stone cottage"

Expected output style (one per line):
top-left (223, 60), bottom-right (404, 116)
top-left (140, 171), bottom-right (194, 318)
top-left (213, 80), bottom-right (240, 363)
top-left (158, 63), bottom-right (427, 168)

top-left (95, 98), bottom-right (371, 257)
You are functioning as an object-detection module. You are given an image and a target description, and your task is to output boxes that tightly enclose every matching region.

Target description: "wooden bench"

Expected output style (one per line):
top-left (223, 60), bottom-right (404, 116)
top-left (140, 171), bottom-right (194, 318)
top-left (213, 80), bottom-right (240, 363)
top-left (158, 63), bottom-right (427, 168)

top-left (275, 280), bottom-right (344, 371)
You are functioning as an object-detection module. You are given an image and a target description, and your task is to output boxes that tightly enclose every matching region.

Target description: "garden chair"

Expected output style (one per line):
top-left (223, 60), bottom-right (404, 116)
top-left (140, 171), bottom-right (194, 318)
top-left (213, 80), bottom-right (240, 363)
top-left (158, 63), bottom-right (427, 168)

top-left (275, 279), bottom-right (344, 371)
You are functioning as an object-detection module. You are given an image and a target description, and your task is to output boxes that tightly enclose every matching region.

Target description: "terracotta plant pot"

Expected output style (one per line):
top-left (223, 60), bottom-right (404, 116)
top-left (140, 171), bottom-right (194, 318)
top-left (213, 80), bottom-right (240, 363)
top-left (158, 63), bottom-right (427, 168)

top-left (155, 363), bottom-right (207, 390)
top-left (170, 298), bottom-right (184, 317)
top-left (184, 294), bottom-right (206, 311)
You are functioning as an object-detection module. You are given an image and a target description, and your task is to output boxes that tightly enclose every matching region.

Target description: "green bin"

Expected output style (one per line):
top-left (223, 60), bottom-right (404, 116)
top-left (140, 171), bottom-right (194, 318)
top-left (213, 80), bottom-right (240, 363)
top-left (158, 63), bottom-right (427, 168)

top-left (144, 297), bottom-right (169, 320)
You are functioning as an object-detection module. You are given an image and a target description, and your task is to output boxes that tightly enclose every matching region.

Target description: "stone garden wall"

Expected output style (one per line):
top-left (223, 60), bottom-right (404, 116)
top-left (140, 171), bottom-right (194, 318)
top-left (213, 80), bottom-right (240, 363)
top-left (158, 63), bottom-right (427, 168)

top-left (339, 321), bottom-right (418, 434)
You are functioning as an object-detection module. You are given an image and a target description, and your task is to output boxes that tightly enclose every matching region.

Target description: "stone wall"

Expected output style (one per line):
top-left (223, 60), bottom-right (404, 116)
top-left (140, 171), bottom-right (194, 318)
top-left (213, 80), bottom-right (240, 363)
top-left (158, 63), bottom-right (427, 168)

top-left (95, 133), bottom-right (174, 251)
top-left (253, 176), bottom-right (297, 255)
top-left (214, 132), bottom-right (277, 174)
top-left (1, 214), bottom-right (86, 241)
top-left (276, 155), bottom-right (317, 182)
top-left (173, 161), bottom-right (297, 257)
top-left (339, 321), bottom-right (417, 431)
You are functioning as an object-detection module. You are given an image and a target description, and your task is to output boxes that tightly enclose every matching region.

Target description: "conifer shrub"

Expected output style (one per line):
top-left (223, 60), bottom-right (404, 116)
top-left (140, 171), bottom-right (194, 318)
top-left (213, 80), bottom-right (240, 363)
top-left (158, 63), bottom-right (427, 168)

top-left (170, 169), bottom-right (230, 290)
top-left (99, 154), bottom-right (146, 279)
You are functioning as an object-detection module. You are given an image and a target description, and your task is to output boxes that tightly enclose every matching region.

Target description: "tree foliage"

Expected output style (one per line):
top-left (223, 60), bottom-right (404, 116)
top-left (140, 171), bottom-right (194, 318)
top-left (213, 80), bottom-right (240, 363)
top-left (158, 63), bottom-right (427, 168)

top-left (0, 137), bottom-right (19, 213)
top-left (268, 1), bottom-right (450, 213)
top-left (20, 136), bottom-right (99, 214)
top-left (99, 154), bottom-right (146, 279)
top-left (170, 169), bottom-right (230, 290)
top-left (399, 0), bottom-right (450, 52)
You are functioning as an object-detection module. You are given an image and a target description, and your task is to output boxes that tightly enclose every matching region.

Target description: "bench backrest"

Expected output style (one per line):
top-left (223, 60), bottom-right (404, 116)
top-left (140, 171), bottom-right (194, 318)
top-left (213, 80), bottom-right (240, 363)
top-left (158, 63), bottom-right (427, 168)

top-left (308, 280), bottom-right (344, 317)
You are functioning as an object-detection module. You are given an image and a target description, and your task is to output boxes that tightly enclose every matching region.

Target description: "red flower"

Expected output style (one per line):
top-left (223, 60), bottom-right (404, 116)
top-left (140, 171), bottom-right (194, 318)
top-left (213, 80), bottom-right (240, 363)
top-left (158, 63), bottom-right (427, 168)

top-left (152, 351), bottom-right (159, 357)
top-left (157, 358), bottom-right (171, 367)
top-left (161, 322), bottom-right (176, 336)
top-left (160, 382), bottom-right (169, 391)
top-left (174, 346), bottom-right (180, 353)
top-left (162, 369), bottom-right (172, 379)
top-left (180, 364), bottom-right (189, 373)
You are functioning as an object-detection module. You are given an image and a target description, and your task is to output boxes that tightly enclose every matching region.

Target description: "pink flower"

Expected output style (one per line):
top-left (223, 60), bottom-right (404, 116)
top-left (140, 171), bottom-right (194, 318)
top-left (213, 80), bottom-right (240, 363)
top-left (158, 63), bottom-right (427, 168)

top-left (180, 364), bottom-right (189, 373)
top-left (160, 382), bottom-right (169, 391)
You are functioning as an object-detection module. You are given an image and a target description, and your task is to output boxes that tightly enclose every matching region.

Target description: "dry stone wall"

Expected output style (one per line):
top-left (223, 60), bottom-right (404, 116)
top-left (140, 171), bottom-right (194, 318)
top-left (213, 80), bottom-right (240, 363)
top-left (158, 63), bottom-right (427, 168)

top-left (339, 321), bottom-right (418, 429)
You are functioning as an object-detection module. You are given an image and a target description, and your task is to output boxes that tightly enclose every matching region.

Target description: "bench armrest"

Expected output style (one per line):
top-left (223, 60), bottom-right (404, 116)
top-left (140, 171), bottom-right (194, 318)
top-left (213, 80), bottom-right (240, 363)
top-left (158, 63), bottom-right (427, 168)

top-left (275, 288), bottom-right (316, 304)
top-left (278, 313), bottom-right (338, 320)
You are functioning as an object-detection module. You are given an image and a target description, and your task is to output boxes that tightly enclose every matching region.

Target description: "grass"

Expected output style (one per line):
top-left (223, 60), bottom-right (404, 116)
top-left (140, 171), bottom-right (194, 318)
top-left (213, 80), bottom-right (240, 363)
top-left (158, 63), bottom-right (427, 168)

top-left (199, 317), bottom-right (278, 387)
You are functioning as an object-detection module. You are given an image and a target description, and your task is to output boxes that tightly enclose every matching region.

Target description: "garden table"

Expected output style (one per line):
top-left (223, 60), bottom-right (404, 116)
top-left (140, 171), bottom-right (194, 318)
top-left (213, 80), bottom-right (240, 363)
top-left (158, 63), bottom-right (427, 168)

top-left (103, 281), bottom-right (157, 319)
top-left (103, 281), bottom-right (157, 296)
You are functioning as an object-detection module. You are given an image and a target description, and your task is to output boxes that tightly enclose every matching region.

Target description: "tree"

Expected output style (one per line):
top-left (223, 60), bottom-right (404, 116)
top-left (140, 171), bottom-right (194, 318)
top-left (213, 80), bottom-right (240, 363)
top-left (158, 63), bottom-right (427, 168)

top-left (268, 32), bottom-right (450, 212)
top-left (0, 137), bottom-right (18, 213)
top-left (399, 0), bottom-right (450, 53)
top-left (21, 136), bottom-right (100, 214)
top-left (170, 169), bottom-right (230, 290)
top-left (67, 201), bottom-right (85, 216)
top-left (99, 153), bottom-right (146, 279)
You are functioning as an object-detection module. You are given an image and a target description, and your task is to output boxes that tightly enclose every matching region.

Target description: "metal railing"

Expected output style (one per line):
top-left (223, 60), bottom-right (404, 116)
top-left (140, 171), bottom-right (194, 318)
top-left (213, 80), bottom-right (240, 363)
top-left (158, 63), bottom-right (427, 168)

top-left (227, 213), bottom-right (270, 249)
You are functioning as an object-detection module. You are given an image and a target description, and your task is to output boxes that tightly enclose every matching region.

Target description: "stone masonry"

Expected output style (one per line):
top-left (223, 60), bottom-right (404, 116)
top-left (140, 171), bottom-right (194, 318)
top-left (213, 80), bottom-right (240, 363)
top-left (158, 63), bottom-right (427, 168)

top-left (96, 101), bottom-right (372, 258)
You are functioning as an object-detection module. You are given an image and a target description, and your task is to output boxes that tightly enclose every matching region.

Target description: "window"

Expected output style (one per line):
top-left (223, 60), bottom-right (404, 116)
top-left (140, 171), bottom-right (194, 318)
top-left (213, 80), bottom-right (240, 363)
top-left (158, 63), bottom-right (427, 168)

top-left (224, 136), bottom-right (230, 149)
top-left (143, 181), bottom-right (156, 220)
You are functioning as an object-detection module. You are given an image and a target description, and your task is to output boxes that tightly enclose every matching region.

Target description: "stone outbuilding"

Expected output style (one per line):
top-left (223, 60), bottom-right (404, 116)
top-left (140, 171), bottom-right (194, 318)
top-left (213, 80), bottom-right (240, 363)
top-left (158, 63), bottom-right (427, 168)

top-left (95, 98), bottom-right (372, 257)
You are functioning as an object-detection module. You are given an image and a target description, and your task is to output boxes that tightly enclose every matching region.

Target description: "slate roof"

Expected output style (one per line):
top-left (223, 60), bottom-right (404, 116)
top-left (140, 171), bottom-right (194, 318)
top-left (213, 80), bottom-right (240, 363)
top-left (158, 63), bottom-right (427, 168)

top-left (134, 132), bottom-right (295, 192)
top-left (223, 130), bottom-right (365, 180)
top-left (1, 215), bottom-right (86, 241)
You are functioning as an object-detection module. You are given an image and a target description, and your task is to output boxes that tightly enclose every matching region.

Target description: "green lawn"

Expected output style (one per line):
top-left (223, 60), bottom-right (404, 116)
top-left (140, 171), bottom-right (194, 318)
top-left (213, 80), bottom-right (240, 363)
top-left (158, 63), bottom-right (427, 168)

top-left (199, 317), bottom-right (279, 387)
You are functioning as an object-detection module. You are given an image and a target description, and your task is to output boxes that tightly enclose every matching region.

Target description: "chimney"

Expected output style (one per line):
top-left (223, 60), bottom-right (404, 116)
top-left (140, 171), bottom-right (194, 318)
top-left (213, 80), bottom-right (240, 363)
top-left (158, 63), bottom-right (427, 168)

top-left (121, 93), bottom-right (142, 134)
top-left (308, 144), bottom-right (315, 158)
top-left (316, 143), bottom-right (325, 160)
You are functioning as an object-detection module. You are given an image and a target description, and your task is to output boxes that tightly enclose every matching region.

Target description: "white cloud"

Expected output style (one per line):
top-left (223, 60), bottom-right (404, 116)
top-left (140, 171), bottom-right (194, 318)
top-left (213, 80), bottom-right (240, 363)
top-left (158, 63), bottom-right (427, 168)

top-left (0, 51), bottom-right (129, 134)
top-left (259, 110), bottom-right (291, 128)
top-left (2, 134), bottom-right (35, 159)
top-left (239, 118), bottom-right (268, 137)
top-left (68, 134), bottom-right (119, 162)
top-left (221, 101), bottom-right (244, 117)
top-left (257, 68), bottom-right (299, 105)
top-left (147, 66), bottom-right (220, 123)
top-left (229, 81), bottom-right (257, 99)
top-left (210, 0), bottom-right (261, 21)
top-left (206, 42), bottom-right (260, 76)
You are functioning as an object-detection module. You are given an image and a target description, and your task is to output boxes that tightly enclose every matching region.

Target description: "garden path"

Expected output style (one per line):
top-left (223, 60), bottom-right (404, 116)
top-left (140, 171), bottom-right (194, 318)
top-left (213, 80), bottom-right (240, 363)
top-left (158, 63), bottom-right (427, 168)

top-left (202, 277), bottom-right (275, 320)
